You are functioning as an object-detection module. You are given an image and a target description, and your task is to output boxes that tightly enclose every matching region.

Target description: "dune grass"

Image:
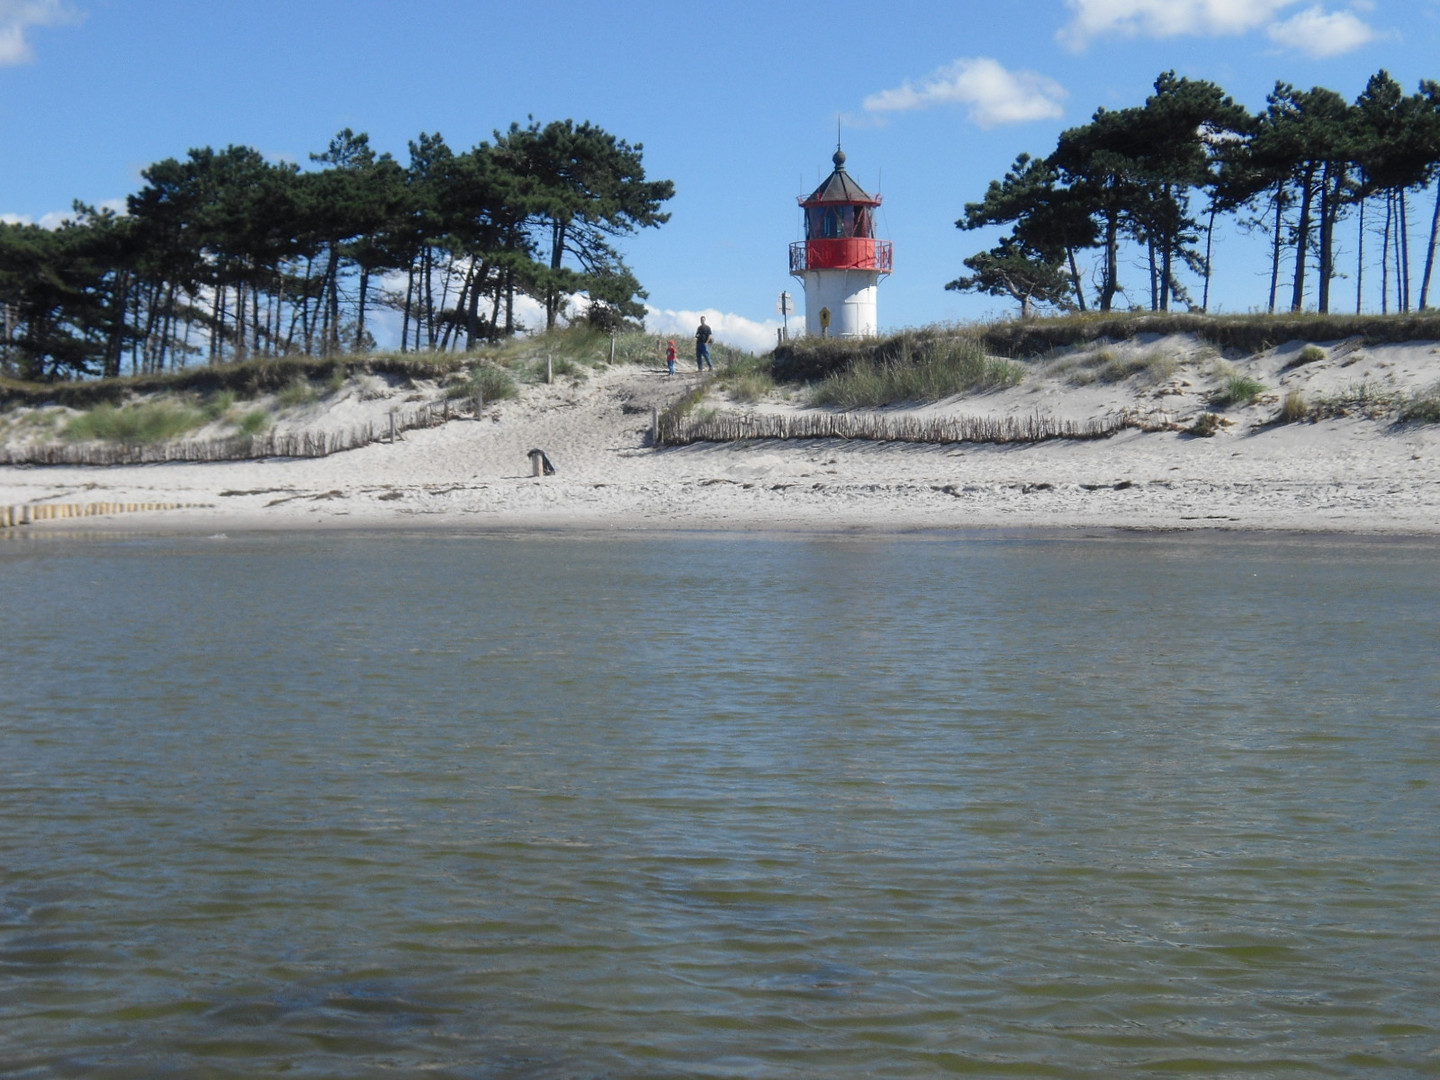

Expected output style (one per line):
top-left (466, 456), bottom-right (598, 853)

top-left (63, 399), bottom-right (209, 444)
top-left (980, 310), bottom-right (1440, 358)
top-left (1048, 347), bottom-right (1177, 386)
top-left (806, 332), bottom-right (1024, 408)
top-left (1398, 385), bottom-right (1440, 423)
top-left (1211, 374), bottom-right (1267, 408)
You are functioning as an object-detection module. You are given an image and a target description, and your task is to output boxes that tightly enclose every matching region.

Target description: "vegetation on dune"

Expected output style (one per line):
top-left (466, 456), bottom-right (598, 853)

top-left (63, 400), bottom-right (209, 444)
top-left (1210, 372), bottom-right (1268, 408)
top-left (1044, 347), bottom-right (1176, 386)
top-left (980, 310), bottom-right (1440, 357)
top-left (794, 330), bottom-right (1023, 408)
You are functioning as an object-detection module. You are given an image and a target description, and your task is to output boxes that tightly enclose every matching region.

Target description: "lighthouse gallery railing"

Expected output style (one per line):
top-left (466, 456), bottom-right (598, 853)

top-left (789, 239), bottom-right (893, 274)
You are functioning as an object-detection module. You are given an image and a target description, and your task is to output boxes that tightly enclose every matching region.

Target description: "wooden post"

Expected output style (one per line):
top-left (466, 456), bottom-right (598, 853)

top-left (546, 354), bottom-right (553, 385)
top-left (389, 413), bottom-right (397, 443)
top-left (609, 331), bottom-right (616, 365)
top-left (651, 406), bottom-right (659, 446)
top-left (475, 390), bottom-right (483, 419)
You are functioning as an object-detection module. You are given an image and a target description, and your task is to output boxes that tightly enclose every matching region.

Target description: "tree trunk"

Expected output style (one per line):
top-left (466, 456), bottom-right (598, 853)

top-left (211, 282), bottom-right (225, 364)
top-left (1065, 247), bottom-right (1087, 312)
top-left (1399, 189), bottom-right (1411, 312)
top-left (1317, 162), bottom-right (1332, 314)
top-left (488, 265), bottom-right (504, 342)
top-left (300, 255), bottom-right (315, 355)
top-left (1420, 182), bottom-right (1440, 310)
top-left (547, 219), bottom-right (567, 329)
top-left (466, 262), bottom-right (486, 350)
top-left (356, 266), bottom-right (370, 351)
top-left (423, 247), bottom-right (436, 350)
top-left (1201, 203), bottom-right (1217, 312)
top-left (1382, 193), bottom-right (1392, 314)
top-left (1356, 196), bottom-right (1365, 314)
top-left (1161, 240), bottom-right (1174, 313)
top-left (326, 248), bottom-right (341, 354)
top-left (1268, 188), bottom-right (1284, 314)
top-left (505, 265), bottom-right (514, 335)
top-left (401, 261), bottom-right (414, 353)
top-left (1291, 166), bottom-right (1315, 312)
top-left (235, 278), bottom-right (248, 359)
top-left (1099, 212), bottom-right (1119, 312)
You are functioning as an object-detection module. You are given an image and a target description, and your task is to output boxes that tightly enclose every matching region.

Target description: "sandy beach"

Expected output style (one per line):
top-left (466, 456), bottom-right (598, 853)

top-left (3, 335), bottom-right (1439, 536)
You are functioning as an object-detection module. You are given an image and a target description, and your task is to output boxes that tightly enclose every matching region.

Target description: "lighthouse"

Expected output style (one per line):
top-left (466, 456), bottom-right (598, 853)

top-left (789, 147), bottom-right (892, 338)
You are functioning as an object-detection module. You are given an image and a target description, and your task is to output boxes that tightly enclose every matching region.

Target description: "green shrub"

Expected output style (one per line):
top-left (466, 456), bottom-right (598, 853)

top-left (276, 379), bottom-right (316, 408)
top-left (1297, 344), bottom-right (1326, 365)
top-left (63, 400), bottom-right (208, 444)
top-left (237, 408), bottom-right (271, 436)
top-left (1212, 374), bottom-right (1266, 407)
top-left (203, 390), bottom-right (236, 419)
top-left (810, 335), bottom-right (1023, 407)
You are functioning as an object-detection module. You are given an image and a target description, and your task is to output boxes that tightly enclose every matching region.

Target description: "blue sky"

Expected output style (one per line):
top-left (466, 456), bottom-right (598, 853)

top-left (4, 0), bottom-right (1440, 350)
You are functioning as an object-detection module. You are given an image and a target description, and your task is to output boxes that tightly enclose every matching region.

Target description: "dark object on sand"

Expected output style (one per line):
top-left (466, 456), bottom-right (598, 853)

top-left (528, 448), bottom-right (556, 476)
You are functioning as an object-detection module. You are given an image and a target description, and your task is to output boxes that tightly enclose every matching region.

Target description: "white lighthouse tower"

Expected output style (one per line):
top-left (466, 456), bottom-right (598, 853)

top-left (789, 147), bottom-right (892, 338)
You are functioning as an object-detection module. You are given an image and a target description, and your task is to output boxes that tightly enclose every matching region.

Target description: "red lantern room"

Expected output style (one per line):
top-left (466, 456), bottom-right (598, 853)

top-left (789, 147), bottom-right (892, 337)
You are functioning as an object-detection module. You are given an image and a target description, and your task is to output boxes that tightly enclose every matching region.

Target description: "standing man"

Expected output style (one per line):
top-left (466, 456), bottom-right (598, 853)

top-left (695, 316), bottom-right (715, 372)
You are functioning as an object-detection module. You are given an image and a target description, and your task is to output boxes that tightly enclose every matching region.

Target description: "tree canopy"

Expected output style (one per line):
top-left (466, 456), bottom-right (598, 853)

top-left (953, 69), bottom-right (1440, 321)
top-left (0, 120), bottom-right (674, 381)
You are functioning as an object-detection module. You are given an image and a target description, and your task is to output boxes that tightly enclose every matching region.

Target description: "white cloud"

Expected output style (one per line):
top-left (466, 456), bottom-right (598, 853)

top-left (0, 0), bottom-right (79, 66)
top-left (1059, 0), bottom-right (1300, 47)
top-left (1267, 5), bottom-right (1379, 56)
top-left (862, 58), bottom-right (1066, 128)
top-left (0, 199), bottom-right (126, 230)
top-left (645, 306), bottom-right (781, 355)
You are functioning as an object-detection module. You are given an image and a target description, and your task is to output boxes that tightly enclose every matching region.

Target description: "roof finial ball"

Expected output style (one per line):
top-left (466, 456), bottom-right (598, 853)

top-left (832, 147), bottom-right (847, 170)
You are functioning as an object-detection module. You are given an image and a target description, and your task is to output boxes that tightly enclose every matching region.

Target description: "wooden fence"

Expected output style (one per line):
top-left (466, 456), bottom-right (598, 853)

top-left (656, 409), bottom-right (1136, 447)
top-left (1, 501), bottom-right (204, 528)
top-left (0, 397), bottom-right (473, 467)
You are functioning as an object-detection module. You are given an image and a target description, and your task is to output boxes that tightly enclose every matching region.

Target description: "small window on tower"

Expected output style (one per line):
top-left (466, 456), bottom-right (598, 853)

top-left (823, 209), bottom-right (840, 238)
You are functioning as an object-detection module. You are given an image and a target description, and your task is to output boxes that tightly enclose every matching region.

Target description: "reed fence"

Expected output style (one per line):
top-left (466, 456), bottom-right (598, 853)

top-left (656, 409), bottom-right (1137, 447)
top-left (0, 397), bottom-right (472, 467)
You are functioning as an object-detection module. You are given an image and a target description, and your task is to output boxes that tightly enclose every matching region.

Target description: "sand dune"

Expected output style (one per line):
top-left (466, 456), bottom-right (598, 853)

top-left (3, 335), bottom-right (1438, 535)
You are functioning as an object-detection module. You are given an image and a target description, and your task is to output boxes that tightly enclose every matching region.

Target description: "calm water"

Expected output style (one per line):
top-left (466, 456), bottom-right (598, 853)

top-left (1, 528), bottom-right (1438, 1078)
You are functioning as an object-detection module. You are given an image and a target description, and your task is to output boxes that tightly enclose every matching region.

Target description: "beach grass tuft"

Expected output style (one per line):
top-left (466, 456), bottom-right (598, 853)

top-left (63, 399), bottom-right (208, 444)
top-left (1054, 347), bottom-right (1177, 386)
top-left (1398, 385), bottom-right (1440, 424)
top-left (276, 379), bottom-right (317, 409)
top-left (236, 408), bottom-right (271, 436)
top-left (1211, 374), bottom-right (1267, 408)
top-left (1279, 389), bottom-right (1308, 423)
top-left (806, 332), bottom-right (1023, 407)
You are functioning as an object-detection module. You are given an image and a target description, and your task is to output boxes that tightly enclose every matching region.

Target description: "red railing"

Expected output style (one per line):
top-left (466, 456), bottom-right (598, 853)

top-left (790, 238), bottom-right (893, 274)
